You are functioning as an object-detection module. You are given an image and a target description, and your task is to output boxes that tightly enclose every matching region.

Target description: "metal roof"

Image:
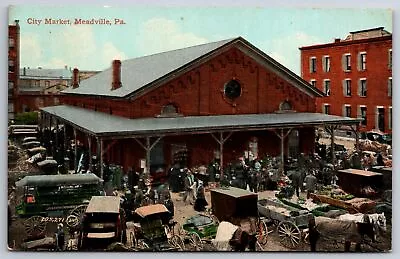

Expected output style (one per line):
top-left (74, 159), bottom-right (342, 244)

top-left (210, 187), bottom-right (257, 198)
top-left (62, 37), bottom-right (323, 98)
top-left (20, 68), bottom-right (72, 80)
top-left (62, 38), bottom-right (234, 97)
top-left (15, 173), bottom-right (103, 187)
top-left (41, 105), bottom-right (362, 138)
top-left (86, 196), bottom-right (120, 213)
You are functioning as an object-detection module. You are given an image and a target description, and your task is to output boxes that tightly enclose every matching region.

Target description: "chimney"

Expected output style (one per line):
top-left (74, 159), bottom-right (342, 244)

top-left (111, 59), bottom-right (122, 90)
top-left (72, 68), bottom-right (79, 89)
top-left (334, 38), bottom-right (341, 43)
top-left (23, 67), bottom-right (26, 76)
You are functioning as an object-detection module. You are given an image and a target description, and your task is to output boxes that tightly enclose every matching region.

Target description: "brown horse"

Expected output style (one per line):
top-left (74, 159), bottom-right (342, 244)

top-left (308, 215), bottom-right (376, 252)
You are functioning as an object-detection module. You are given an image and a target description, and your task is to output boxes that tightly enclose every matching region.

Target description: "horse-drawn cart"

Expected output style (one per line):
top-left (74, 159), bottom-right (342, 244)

top-left (258, 198), bottom-right (314, 249)
top-left (211, 187), bottom-right (269, 248)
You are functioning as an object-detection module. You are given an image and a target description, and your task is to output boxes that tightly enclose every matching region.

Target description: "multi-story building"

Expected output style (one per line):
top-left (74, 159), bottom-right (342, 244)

top-left (17, 67), bottom-right (72, 112)
top-left (300, 27), bottom-right (392, 133)
top-left (8, 20), bottom-right (20, 120)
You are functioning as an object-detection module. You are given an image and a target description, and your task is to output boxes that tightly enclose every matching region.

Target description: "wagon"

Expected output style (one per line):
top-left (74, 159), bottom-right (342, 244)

top-left (258, 198), bottom-right (314, 249)
top-left (181, 213), bottom-right (219, 250)
top-left (211, 187), bottom-right (269, 246)
top-left (129, 204), bottom-right (185, 251)
top-left (15, 174), bottom-right (104, 239)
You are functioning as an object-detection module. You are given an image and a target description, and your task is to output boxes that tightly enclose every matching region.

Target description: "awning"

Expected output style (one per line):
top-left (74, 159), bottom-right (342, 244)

top-left (40, 105), bottom-right (361, 138)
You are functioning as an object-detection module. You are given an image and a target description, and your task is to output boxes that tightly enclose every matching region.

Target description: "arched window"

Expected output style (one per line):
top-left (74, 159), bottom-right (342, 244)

top-left (159, 104), bottom-right (180, 117)
top-left (279, 101), bottom-right (292, 111)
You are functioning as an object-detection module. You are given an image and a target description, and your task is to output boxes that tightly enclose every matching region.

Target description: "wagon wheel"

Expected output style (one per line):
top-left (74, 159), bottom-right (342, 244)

top-left (138, 240), bottom-right (149, 250)
top-left (277, 221), bottom-right (301, 249)
top-left (24, 215), bottom-right (46, 238)
top-left (257, 220), bottom-right (269, 245)
top-left (302, 229), bottom-right (310, 245)
top-left (66, 204), bottom-right (88, 229)
top-left (130, 231), bottom-right (138, 248)
top-left (189, 232), bottom-right (203, 251)
top-left (169, 235), bottom-right (186, 251)
top-left (211, 214), bottom-right (220, 224)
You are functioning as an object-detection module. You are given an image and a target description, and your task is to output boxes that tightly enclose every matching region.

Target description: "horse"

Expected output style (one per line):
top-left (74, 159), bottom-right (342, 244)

top-left (338, 213), bottom-right (387, 239)
top-left (308, 214), bottom-right (376, 252)
top-left (212, 221), bottom-right (257, 251)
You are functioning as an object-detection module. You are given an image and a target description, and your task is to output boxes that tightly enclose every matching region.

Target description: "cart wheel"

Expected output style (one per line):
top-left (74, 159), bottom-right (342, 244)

top-left (277, 221), bottom-right (301, 249)
top-left (211, 215), bottom-right (220, 224)
top-left (302, 229), bottom-right (310, 245)
top-left (66, 204), bottom-right (88, 228)
top-left (173, 222), bottom-right (184, 236)
top-left (189, 232), bottom-right (203, 251)
top-left (139, 240), bottom-right (149, 249)
top-left (257, 220), bottom-right (268, 245)
top-left (169, 235), bottom-right (185, 251)
top-left (130, 231), bottom-right (138, 248)
top-left (24, 215), bottom-right (47, 238)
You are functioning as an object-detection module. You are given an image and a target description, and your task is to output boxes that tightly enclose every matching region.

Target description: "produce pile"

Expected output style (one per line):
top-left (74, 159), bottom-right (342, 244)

top-left (358, 139), bottom-right (390, 154)
top-left (317, 186), bottom-right (355, 201)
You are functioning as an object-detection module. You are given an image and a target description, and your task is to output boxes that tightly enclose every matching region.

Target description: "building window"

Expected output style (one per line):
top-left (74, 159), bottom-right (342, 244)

top-left (9, 38), bottom-right (15, 48)
top-left (279, 101), bottom-right (292, 111)
top-left (8, 60), bottom-right (14, 72)
top-left (8, 81), bottom-right (14, 89)
top-left (343, 79), bottom-right (351, 97)
top-left (45, 81), bottom-right (50, 87)
top-left (323, 104), bottom-right (330, 115)
top-left (359, 79), bottom-right (367, 97)
top-left (344, 105), bottom-right (351, 117)
top-left (388, 77), bottom-right (392, 97)
top-left (224, 79), bottom-right (242, 100)
top-left (323, 56), bottom-right (331, 72)
top-left (343, 54), bottom-right (351, 71)
top-left (358, 52), bottom-right (367, 71)
top-left (310, 79), bottom-right (317, 89)
top-left (388, 49), bottom-right (392, 69)
top-left (324, 80), bottom-right (331, 96)
top-left (310, 57), bottom-right (317, 73)
top-left (360, 106), bottom-right (367, 126)
top-left (389, 107), bottom-right (392, 129)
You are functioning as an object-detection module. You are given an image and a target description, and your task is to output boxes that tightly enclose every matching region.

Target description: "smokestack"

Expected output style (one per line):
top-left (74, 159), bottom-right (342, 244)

top-left (23, 67), bottom-right (26, 76)
top-left (111, 60), bottom-right (122, 90)
top-left (72, 68), bottom-right (79, 89)
top-left (334, 38), bottom-right (341, 43)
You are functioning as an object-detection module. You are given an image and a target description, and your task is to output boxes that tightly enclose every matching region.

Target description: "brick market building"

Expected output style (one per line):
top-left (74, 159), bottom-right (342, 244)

top-left (40, 37), bottom-right (360, 177)
top-left (8, 20), bottom-right (20, 120)
top-left (300, 27), bottom-right (392, 133)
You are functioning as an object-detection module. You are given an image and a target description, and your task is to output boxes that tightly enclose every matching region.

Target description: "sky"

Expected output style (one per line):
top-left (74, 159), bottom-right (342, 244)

top-left (9, 6), bottom-right (392, 75)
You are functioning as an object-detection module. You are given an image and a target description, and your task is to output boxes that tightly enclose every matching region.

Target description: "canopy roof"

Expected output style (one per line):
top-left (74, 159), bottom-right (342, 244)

top-left (41, 105), bottom-right (361, 138)
top-left (86, 196), bottom-right (120, 213)
top-left (15, 173), bottom-right (103, 187)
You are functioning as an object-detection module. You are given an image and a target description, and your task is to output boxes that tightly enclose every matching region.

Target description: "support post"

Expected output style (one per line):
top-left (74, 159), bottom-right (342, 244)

top-left (273, 128), bottom-right (292, 176)
top-left (55, 120), bottom-right (59, 148)
top-left (73, 128), bottom-right (77, 172)
top-left (349, 124), bottom-right (360, 154)
top-left (146, 137), bottom-right (151, 176)
top-left (329, 126), bottom-right (336, 165)
top-left (100, 139), bottom-right (104, 179)
top-left (88, 135), bottom-right (92, 172)
top-left (63, 124), bottom-right (67, 151)
top-left (211, 132), bottom-right (233, 179)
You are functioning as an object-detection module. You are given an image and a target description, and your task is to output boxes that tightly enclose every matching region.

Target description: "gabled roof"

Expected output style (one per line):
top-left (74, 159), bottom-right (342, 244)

top-left (20, 68), bottom-right (72, 80)
top-left (63, 37), bottom-right (323, 98)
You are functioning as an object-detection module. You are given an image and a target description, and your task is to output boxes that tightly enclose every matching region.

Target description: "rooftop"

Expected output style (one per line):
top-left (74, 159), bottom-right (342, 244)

top-left (40, 105), bottom-right (361, 138)
top-left (20, 67), bottom-right (72, 80)
top-left (344, 27), bottom-right (391, 41)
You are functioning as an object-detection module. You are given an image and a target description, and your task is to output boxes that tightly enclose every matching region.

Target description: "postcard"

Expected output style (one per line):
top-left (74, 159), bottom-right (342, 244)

top-left (7, 5), bottom-right (392, 252)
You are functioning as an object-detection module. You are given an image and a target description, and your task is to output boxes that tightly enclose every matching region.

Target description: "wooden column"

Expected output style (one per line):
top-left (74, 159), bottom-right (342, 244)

top-left (211, 132), bottom-right (233, 179)
top-left (134, 136), bottom-right (163, 178)
top-left (73, 128), bottom-right (77, 172)
top-left (88, 135), bottom-right (92, 172)
top-left (273, 128), bottom-right (292, 176)
top-left (100, 139), bottom-right (104, 179)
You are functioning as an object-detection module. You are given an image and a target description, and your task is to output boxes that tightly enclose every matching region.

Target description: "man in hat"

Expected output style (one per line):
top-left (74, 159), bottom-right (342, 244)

top-left (304, 172), bottom-right (317, 199)
top-left (183, 169), bottom-right (196, 205)
top-left (55, 223), bottom-right (65, 251)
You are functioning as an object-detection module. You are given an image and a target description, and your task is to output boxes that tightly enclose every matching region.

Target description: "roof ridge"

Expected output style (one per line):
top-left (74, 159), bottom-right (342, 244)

top-left (121, 37), bottom-right (239, 63)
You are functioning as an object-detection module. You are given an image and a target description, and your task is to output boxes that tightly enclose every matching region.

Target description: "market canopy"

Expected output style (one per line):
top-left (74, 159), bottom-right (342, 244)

top-left (41, 105), bottom-right (361, 138)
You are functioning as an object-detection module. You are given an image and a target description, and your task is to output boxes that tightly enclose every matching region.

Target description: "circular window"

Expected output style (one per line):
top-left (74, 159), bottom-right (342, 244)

top-left (224, 80), bottom-right (242, 100)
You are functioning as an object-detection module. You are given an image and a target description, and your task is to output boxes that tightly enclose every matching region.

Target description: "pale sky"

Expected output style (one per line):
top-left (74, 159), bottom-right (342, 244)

top-left (9, 6), bottom-right (392, 75)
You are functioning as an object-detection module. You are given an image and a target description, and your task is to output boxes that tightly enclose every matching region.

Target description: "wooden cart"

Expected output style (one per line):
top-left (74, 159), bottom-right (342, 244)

top-left (258, 198), bottom-right (313, 249)
top-left (211, 187), bottom-right (268, 246)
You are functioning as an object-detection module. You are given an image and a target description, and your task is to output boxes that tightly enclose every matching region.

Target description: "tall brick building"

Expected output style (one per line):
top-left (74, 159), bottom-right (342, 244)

top-left (41, 37), bottom-right (359, 176)
top-left (300, 27), bottom-right (392, 133)
top-left (8, 20), bottom-right (20, 120)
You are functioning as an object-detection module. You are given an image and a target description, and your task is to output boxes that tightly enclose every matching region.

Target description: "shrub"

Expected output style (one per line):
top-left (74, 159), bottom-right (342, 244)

top-left (13, 111), bottom-right (39, 125)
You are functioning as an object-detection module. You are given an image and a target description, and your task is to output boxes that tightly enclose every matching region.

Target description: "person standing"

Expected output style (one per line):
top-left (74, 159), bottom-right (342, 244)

top-left (304, 172), bottom-right (317, 199)
top-left (183, 169), bottom-right (196, 205)
top-left (194, 181), bottom-right (208, 211)
top-left (55, 223), bottom-right (65, 251)
top-left (290, 170), bottom-right (302, 198)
